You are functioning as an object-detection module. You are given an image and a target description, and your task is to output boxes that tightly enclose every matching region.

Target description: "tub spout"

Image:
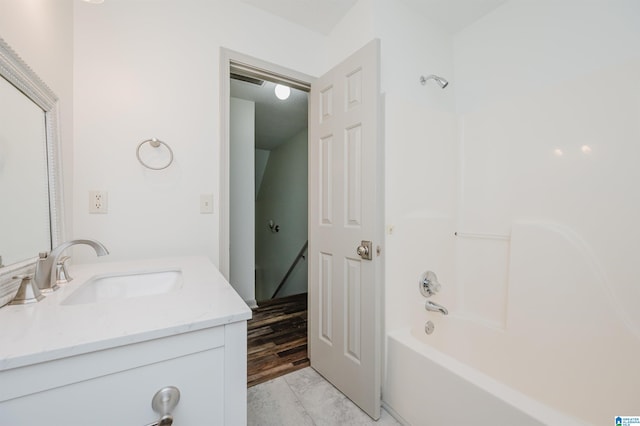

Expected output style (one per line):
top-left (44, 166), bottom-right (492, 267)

top-left (425, 300), bottom-right (448, 315)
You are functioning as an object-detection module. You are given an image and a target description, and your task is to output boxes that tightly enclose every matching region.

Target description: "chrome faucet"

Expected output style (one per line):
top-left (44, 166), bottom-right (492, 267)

top-left (425, 300), bottom-right (448, 315)
top-left (34, 239), bottom-right (109, 292)
top-left (419, 271), bottom-right (448, 315)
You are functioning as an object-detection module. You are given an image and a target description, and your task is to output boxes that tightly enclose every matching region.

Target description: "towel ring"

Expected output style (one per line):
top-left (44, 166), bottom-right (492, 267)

top-left (136, 138), bottom-right (174, 170)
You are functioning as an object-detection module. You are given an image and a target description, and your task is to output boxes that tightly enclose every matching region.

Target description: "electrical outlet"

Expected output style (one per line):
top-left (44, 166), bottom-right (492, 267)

top-left (89, 190), bottom-right (108, 214)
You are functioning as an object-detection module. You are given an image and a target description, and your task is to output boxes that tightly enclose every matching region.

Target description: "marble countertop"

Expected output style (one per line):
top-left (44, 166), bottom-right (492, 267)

top-left (0, 256), bottom-right (252, 371)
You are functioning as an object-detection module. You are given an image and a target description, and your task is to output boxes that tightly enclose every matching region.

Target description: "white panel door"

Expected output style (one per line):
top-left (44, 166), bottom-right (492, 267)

top-left (308, 39), bottom-right (381, 420)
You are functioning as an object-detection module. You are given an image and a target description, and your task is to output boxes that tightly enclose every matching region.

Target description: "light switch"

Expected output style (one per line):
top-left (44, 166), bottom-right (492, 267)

top-left (200, 194), bottom-right (214, 214)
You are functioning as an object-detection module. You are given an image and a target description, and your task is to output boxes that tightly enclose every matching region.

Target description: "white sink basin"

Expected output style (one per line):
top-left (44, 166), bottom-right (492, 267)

top-left (62, 269), bottom-right (182, 305)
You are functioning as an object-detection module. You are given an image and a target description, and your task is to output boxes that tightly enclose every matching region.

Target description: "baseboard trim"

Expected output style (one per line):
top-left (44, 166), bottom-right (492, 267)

top-left (382, 400), bottom-right (409, 425)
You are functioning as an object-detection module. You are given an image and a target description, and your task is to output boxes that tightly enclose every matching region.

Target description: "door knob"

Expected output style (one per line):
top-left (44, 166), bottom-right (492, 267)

top-left (356, 240), bottom-right (373, 260)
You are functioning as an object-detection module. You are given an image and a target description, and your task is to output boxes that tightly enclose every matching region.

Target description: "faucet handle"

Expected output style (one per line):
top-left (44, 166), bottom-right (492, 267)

top-left (419, 271), bottom-right (441, 298)
top-left (9, 274), bottom-right (45, 305)
top-left (35, 250), bottom-right (60, 293)
top-left (56, 256), bottom-right (72, 284)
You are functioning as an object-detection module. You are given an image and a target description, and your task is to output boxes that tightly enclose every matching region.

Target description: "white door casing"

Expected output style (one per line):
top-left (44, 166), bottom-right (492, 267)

top-left (308, 39), bottom-right (382, 420)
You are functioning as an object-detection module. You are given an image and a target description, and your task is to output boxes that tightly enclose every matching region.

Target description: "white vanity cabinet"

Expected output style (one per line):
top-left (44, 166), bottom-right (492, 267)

top-left (0, 257), bottom-right (252, 426)
top-left (0, 321), bottom-right (247, 425)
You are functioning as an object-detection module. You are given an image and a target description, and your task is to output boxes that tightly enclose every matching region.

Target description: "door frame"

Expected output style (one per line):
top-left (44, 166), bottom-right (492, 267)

top-left (219, 48), bottom-right (314, 288)
top-left (220, 45), bottom-right (385, 417)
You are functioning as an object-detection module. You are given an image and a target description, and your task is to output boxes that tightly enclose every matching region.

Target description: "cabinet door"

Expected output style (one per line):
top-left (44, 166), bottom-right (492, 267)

top-left (0, 347), bottom-right (224, 426)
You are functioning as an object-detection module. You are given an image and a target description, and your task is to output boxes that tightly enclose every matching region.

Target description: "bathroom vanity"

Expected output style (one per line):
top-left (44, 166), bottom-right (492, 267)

top-left (0, 256), bottom-right (251, 425)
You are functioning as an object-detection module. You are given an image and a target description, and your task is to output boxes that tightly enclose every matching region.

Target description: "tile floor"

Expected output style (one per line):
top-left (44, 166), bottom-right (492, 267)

top-left (248, 367), bottom-right (401, 425)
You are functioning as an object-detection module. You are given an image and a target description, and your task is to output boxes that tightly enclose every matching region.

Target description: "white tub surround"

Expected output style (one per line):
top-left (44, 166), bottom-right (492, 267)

top-left (0, 256), bottom-right (251, 425)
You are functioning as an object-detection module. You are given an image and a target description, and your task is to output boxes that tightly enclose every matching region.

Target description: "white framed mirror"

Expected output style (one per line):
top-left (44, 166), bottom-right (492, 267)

top-left (0, 36), bottom-right (65, 305)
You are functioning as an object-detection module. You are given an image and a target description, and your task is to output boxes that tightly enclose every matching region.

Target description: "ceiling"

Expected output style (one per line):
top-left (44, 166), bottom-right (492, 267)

top-left (240, 0), bottom-right (508, 35)
top-left (240, 0), bottom-right (359, 35)
top-left (230, 77), bottom-right (308, 151)
top-left (402, 0), bottom-right (508, 33)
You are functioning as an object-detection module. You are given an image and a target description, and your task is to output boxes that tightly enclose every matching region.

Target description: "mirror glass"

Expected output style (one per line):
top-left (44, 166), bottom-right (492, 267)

top-left (0, 75), bottom-right (51, 265)
top-left (0, 37), bottom-right (63, 274)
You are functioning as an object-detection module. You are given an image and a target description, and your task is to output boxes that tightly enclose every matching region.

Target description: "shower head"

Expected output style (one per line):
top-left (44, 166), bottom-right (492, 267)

top-left (420, 74), bottom-right (449, 89)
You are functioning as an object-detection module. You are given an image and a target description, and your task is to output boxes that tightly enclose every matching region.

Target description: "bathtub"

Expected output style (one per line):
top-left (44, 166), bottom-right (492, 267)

top-left (383, 222), bottom-right (640, 425)
top-left (383, 325), bottom-right (588, 426)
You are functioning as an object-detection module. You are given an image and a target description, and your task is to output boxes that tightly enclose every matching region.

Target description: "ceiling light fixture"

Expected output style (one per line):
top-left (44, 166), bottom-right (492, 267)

top-left (274, 84), bottom-right (290, 100)
top-left (82, 0), bottom-right (105, 4)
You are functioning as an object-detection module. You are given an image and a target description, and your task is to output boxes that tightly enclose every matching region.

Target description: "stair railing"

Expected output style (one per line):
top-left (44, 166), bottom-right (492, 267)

top-left (271, 240), bottom-right (308, 299)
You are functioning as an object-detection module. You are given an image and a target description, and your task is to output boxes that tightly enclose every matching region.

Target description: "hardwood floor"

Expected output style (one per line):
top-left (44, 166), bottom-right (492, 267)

top-left (247, 292), bottom-right (309, 387)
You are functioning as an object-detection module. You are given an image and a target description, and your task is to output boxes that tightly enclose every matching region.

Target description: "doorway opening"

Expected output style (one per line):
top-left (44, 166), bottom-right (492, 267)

top-left (220, 49), bottom-right (312, 305)
top-left (228, 61), bottom-right (310, 304)
top-left (231, 73), bottom-right (308, 302)
top-left (222, 50), bottom-right (313, 386)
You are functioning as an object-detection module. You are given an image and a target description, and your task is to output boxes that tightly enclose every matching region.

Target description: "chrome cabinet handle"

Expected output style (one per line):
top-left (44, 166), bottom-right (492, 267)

top-left (145, 416), bottom-right (173, 426)
top-left (145, 386), bottom-right (180, 426)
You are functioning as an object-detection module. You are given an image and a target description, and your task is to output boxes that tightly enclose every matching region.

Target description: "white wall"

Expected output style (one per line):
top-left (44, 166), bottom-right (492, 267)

top-left (454, 0), bottom-right (640, 114)
top-left (371, 0), bottom-right (458, 333)
top-left (72, 0), bottom-right (326, 265)
top-left (0, 0), bottom-right (74, 243)
top-left (254, 149), bottom-right (270, 199)
top-left (326, 0), bottom-right (375, 68)
top-left (229, 97), bottom-right (255, 304)
top-left (255, 130), bottom-right (308, 301)
top-left (374, 0), bottom-right (455, 110)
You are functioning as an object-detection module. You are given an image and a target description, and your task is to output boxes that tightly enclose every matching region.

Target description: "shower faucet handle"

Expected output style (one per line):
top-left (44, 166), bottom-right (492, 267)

top-left (419, 271), bottom-right (441, 298)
